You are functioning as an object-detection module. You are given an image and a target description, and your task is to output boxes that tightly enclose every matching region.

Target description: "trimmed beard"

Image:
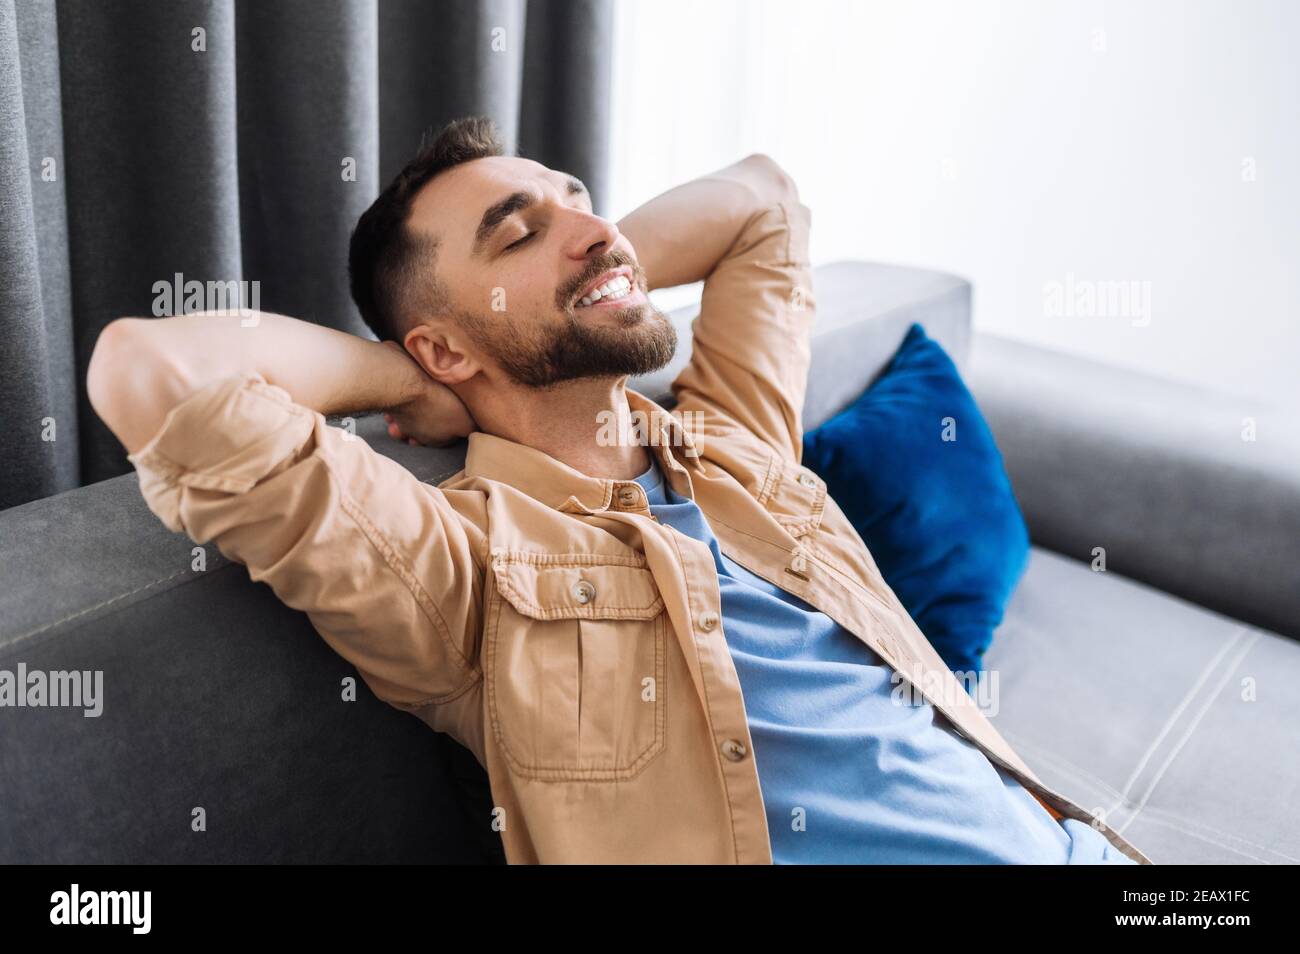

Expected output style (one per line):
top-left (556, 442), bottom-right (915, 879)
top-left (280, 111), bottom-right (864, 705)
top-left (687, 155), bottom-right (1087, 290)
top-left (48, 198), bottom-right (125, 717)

top-left (456, 294), bottom-right (678, 391)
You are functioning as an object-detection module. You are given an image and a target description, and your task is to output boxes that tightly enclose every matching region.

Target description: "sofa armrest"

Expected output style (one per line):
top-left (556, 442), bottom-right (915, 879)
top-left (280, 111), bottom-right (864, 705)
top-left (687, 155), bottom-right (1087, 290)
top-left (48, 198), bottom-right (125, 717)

top-left (969, 333), bottom-right (1300, 640)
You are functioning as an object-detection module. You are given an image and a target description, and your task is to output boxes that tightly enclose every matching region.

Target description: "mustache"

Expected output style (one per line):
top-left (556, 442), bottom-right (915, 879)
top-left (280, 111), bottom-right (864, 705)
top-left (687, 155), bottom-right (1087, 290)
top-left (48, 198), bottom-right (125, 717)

top-left (558, 250), bottom-right (640, 310)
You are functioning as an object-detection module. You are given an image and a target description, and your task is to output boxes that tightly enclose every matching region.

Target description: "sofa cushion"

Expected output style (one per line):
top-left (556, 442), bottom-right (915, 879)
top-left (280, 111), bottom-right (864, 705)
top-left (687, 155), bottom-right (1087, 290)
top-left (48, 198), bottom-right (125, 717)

top-left (985, 547), bottom-right (1300, 865)
top-left (802, 323), bottom-right (1029, 674)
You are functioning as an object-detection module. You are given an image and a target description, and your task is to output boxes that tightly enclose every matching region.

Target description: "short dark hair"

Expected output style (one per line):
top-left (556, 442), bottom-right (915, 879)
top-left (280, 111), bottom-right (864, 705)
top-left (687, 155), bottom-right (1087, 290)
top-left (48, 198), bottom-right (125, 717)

top-left (348, 115), bottom-right (505, 343)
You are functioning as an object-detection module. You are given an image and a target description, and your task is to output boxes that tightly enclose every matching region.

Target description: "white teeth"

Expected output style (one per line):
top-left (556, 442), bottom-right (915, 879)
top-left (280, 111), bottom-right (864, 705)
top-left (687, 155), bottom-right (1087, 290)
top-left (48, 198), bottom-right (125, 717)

top-left (578, 275), bottom-right (632, 307)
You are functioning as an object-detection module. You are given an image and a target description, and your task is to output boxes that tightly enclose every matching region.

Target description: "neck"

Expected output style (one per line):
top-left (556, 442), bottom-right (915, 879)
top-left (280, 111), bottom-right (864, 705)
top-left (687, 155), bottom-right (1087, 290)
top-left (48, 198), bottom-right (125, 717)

top-left (467, 375), bottom-right (653, 481)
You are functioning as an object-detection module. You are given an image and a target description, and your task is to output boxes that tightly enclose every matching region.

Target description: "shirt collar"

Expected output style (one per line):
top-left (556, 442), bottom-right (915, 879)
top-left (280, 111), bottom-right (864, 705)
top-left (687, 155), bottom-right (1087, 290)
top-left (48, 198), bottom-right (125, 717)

top-left (462, 387), bottom-right (700, 513)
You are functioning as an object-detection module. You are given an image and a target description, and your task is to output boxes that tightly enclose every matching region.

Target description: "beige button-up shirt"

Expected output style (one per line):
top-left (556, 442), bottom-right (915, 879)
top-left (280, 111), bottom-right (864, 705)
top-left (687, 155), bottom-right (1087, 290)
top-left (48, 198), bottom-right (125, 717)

top-left (126, 196), bottom-right (1152, 865)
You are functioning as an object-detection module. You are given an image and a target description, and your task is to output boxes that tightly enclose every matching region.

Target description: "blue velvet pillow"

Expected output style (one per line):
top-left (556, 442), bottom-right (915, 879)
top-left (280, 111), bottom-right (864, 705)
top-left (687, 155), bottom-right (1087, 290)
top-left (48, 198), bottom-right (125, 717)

top-left (801, 323), bottom-right (1029, 674)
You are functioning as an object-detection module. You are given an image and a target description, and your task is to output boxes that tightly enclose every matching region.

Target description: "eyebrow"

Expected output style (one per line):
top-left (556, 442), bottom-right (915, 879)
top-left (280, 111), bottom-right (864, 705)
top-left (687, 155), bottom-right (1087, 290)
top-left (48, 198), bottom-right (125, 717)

top-left (471, 176), bottom-right (589, 257)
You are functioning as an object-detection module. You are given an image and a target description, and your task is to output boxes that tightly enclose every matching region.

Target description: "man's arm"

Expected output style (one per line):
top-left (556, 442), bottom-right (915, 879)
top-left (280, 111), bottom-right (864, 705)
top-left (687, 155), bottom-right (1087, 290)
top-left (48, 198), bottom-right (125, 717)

top-left (617, 154), bottom-right (815, 463)
top-left (88, 311), bottom-right (472, 455)
top-left (617, 153), bottom-right (797, 291)
top-left (86, 314), bottom-right (485, 711)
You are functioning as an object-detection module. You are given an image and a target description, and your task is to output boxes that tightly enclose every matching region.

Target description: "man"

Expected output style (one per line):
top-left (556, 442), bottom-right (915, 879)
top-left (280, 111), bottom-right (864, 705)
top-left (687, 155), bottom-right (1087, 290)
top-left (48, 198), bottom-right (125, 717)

top-left (88, 116), bottom-right (1150, 865)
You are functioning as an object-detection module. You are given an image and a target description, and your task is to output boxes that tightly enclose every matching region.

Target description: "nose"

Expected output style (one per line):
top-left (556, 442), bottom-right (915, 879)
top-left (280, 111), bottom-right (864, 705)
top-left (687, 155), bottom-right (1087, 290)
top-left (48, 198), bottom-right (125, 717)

top-left (563, 208), bottom-right (622, 260)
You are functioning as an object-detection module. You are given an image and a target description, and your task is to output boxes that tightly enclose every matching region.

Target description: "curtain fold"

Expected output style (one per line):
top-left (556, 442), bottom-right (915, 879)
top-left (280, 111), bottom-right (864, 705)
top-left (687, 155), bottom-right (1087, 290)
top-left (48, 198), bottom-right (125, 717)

top-left (0, 0), bottom-right (613, 510)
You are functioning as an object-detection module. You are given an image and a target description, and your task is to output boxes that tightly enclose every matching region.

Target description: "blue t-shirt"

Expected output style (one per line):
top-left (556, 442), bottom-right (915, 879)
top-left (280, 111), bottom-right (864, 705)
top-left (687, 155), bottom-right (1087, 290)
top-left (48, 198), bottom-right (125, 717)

top-left (634, 454), bottom-right (1135, 864)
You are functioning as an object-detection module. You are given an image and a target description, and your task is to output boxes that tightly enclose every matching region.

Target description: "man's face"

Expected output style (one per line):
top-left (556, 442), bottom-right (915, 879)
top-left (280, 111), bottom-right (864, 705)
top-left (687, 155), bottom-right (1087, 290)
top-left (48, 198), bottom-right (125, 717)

top-left (407, 155), bottom-right (677, 390)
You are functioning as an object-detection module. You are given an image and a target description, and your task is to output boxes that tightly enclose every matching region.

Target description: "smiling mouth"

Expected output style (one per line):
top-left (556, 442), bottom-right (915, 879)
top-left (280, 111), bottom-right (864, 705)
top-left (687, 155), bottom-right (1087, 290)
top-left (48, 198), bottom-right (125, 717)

top-left (574, 269), bottom-right (640, 310)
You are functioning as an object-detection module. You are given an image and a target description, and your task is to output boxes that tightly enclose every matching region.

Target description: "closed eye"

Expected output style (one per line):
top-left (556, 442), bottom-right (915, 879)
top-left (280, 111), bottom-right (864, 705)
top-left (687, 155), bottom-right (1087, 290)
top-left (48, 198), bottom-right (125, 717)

top-left (505, 231), bottom-right (537, 251)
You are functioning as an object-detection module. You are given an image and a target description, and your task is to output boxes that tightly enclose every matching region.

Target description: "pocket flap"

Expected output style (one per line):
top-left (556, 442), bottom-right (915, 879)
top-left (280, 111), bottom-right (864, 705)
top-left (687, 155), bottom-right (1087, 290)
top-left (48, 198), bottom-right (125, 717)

top-left (759, 455), bottom-right (827, 536)
top-left (490, 551), bottom-right (665, 620)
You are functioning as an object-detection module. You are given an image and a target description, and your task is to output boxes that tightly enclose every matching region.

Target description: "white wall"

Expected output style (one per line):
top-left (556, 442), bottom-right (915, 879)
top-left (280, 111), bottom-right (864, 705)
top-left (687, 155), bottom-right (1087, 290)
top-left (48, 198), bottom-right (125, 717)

top-left (610, 0), bottom-right (1299, 406)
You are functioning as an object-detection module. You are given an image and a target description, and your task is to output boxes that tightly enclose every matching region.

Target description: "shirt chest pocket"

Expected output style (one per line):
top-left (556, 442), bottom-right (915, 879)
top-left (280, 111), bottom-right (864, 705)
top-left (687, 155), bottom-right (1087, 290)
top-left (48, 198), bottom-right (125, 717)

top-left (759, 455), bottom-right (827, 540)
top-left (484, 551), bottom-right (668, 782)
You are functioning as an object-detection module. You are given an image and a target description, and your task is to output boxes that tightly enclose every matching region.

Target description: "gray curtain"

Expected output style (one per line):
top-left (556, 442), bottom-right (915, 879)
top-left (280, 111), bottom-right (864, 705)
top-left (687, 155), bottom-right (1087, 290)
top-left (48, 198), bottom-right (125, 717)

top-left (0, 0), bottom-right (612, 511)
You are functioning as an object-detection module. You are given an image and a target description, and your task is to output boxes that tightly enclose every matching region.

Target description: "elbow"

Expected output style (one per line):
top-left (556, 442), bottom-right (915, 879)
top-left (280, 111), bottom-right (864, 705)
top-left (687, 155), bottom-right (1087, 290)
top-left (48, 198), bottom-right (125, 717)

top-left (87, 318), bottom-right (145, 421)
top-left (87, 318), bottom-right (185, 454)
top-left (740, 152), bottom-right (799, 205)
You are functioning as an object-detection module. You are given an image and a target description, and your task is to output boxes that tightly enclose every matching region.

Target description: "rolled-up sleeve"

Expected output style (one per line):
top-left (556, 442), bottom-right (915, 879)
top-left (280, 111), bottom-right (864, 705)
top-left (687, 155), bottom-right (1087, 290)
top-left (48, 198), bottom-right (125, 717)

top-left (126, 369), bottom-right (483, 709)
top-left (670, 198), bottom-right (816, 463)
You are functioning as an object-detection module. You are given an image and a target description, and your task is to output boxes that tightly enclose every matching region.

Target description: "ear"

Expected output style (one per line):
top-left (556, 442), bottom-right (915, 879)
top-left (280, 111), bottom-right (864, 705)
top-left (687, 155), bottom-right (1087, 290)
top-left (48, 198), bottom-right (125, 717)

top-left (404, 322), bottom-right (482, 386)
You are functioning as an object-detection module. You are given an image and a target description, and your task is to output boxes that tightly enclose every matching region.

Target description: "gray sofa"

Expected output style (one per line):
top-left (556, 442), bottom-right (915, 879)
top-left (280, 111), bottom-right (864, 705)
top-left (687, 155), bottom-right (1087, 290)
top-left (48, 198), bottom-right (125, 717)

top-left (2, 261), bottom-right (1295, 864)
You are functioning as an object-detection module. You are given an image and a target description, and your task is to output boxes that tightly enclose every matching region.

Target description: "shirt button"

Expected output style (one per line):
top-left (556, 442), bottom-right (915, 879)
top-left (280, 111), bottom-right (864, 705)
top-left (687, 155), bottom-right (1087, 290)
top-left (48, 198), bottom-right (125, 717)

top-left (798, 472), bottom-right (817, 487)
top-left (617, 486), bottom-right (640, 507)
top-left (571, 580), bottom-right (596, 604)
top-left (720, 739), bottom-right (748, 761)
top-left (698, 610), bottom-right (719, 631)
